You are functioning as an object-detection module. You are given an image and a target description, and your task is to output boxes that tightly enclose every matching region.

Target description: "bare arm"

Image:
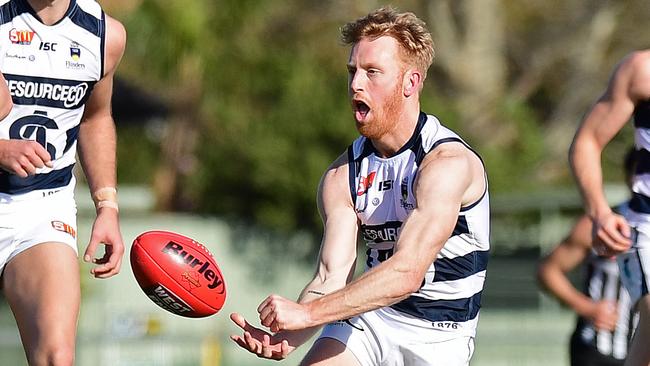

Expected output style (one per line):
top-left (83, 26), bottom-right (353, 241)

top-left (77, 15), bottom-right (126, 278)
top-left (231, 153), bottom-right (359, 359)
top-left (258, 142), bottom-right (485, 331)
top-left (537, 215), bottom-right (618, 330)
top-left (569, 51), bottom-right (650, 254)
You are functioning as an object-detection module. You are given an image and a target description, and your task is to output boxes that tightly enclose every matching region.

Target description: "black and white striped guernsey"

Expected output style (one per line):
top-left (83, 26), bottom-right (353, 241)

top-left (347, 112), bottom-right (490, 338)
top-left (0, 0), bottom-right (105, 194)
top-left (574, 203), bottom-right (638, 360)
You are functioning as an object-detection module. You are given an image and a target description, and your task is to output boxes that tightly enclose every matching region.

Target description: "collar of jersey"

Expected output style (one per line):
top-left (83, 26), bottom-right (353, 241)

top-left (14, 0), bottom-right (77, 26)
top-left (364, 111), bottom-right (427, 159)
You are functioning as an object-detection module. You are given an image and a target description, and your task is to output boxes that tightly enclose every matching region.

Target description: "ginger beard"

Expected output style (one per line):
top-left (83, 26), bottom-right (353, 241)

top-left (354, 73), bottom-right (406, 140)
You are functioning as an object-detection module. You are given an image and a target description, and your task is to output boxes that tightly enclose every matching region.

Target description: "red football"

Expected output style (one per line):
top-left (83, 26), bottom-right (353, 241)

top-left (130, 230), bottom-right (226, 318)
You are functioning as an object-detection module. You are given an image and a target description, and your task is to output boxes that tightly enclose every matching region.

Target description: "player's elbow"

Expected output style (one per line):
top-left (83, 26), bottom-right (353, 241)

top-left (395, 267), bottom-right (426, 296)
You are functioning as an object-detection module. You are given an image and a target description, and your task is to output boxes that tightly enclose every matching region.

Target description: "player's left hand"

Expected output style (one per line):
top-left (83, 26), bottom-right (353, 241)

top-left (258, 294), bottom-right (313, 332)
top-left (84, 207), bottom-right (124, 278)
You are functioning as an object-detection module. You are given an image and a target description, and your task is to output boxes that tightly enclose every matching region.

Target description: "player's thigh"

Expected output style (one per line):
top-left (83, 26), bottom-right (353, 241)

top-left (2, 242), bottom-right (80, 349)
top-left (300, 338), bottom-right (362, 366)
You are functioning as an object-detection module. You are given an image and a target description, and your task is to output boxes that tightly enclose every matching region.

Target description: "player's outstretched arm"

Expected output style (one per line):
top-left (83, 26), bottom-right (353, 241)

top-left (570, 51), bottom-right (650, 255)
top-left (537, 215), bottom-right (618, 331)
top-left (77, 15), bottom-right (126, 278)
top-left (230, 153), bottom-right (359, 358)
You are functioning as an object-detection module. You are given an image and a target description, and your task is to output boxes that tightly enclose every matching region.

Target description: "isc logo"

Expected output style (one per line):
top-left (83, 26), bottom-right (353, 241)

top-left (9, 28), bottom-right (35, 45)
top-left (39, 42), bottom-right (57, 51)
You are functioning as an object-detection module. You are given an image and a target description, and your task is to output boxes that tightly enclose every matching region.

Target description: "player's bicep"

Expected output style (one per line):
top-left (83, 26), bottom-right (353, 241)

top-left (394, 147), bottom-right (475, 264)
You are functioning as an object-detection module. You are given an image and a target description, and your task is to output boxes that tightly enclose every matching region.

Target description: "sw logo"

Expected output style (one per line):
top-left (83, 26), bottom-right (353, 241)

top-left (69, 41), bottom-right (81, 60)
top-left (9, 28), bottom-right (35, 45)
top-left (51, 221), bottom-right (76, 239)
top-left (357, 171), bottom-right (377, 196)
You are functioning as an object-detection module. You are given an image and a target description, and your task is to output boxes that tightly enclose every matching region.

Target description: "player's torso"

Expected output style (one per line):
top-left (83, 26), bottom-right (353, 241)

top-left (348, 113), bottom-right (490, 335)
top-left (0, 0), bottom-right (104, 194)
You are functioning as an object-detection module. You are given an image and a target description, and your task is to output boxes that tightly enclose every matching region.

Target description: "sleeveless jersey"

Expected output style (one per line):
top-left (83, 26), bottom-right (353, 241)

top-left (347, 112), bottom-right (490, 337)
top-left (0, 0), bottom-right (105, 194)
top-left (630, 100), bottom-right (650, 215)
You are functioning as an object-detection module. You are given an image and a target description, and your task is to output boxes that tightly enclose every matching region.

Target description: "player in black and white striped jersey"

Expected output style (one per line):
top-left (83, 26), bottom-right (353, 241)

top-left (539, 148), bottom-right (639, 366)
top-left (571, 51), bottom-right (650, 366)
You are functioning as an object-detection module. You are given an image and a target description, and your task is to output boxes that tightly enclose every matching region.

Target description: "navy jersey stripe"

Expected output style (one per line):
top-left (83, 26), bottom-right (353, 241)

top-left (635, 148), bottom-right (650, 175)
top-left (634, 100), bottom-right (650, 129)
top-left (0, 164), bottom-right (74, 194)
top-left (391, 291), bottom-right (482, 322)
top-left (629, 192), bottom-right (650, 214)
top-left (433, 250), bottom-right (489, 282)
top-left (0, 1), bottom-right (13, 24)
top-left (347, 145), bottom-right (357, 205)
top-left (69, 2), bottom-right (102, 37)
top-left (453, 215), bottom-right (469, 236)
top-left (99, 10), bottom-right (105, 77)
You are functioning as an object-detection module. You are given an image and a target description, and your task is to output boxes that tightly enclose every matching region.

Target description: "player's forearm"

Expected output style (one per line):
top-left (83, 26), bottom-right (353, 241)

top-left (305, 255), bottom-right (419, 326)
top-left (570, 135), bottom-right (610, 218)
top-left (77, 115), bottom-right (118, 191)
top-left (539, 264), bottom-right (594, 317)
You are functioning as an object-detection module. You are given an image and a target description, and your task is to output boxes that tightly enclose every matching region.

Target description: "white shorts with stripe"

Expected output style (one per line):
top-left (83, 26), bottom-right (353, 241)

top-left (317, 307), bottom-right (475, 366)
top-left (0, 182), bottom-right (78, 272)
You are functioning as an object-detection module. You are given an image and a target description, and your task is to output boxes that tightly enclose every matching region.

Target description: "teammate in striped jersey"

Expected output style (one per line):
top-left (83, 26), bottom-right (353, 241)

top-left (0, 1), bottom-right (126, 364)
top-left (539, 148), bottom-right (638, 366)
top-left (571, 51), bottom-right (650, 366)
top-left (231, 7), bottom-right (489, 365)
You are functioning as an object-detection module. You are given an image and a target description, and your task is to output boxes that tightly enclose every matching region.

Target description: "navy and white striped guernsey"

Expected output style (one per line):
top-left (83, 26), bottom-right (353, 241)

top-left (0, 0), bottom-right (105, 194)
top-left (348, 112), bottom-right (490, 337)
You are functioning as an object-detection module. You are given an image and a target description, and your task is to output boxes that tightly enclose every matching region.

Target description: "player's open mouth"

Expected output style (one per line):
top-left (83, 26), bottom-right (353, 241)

top-left (354, 100), bottom-right (370, 120)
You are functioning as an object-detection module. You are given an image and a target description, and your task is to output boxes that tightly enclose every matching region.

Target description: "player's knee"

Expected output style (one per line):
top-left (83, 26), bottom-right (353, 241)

top-left (28, 342), bottom-right (75, 366)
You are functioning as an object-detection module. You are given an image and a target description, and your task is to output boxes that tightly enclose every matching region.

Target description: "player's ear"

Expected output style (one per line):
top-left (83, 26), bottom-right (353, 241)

top-left (403, 69), bottom-right (422, 97)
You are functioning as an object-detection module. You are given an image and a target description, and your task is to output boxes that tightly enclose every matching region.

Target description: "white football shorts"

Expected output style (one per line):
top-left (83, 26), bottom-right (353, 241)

top-left (317, 307), bottom-right (475, 366)
top-left (0, 183), bottom-right (78, 272)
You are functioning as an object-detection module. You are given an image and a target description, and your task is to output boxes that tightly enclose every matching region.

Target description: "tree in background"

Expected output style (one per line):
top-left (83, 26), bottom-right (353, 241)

top-left (113, 0), bottom-right (648, 250)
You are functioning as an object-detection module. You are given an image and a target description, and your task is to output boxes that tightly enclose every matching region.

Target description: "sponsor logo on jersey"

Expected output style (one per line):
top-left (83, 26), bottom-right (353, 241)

top-left (162, 241), bottom-right (225, 292)
top-left (66, 41), bottom-right (85, 70)
top-left (5, 74), bottom-right (92, 109)
top-left (145, 284), bottom-right (194, 315)
top-left (400, 176), bottom-right (415, 210)
top-left (357, 171), bottom-right (376, 196)
top-left (4, 52), bottom-right (34, 62)
top-left (51, 220), bottom-right (76, 239)
top-left (39, 41), bottom-right (57, 52)
top-left (9, 28), bottom-right (35, 45)
top-left (361, 221), bottom-right (403, 243)
top-left (70, 41), bottom-right (81, 60)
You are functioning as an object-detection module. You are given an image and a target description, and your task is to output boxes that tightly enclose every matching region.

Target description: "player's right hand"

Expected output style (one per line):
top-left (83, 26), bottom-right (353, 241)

top-left (230, 312), bottom-right (294, 360)
top-left (0, 139), bottom-right (52, 177)
top-left (592, 211), bottom-right (632, 256)
top-left (589, 300), bottom-right (618, 331)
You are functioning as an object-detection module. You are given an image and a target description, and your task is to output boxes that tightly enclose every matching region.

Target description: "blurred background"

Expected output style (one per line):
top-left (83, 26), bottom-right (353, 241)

top-left (1, 0), bottom-right (648, 364)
